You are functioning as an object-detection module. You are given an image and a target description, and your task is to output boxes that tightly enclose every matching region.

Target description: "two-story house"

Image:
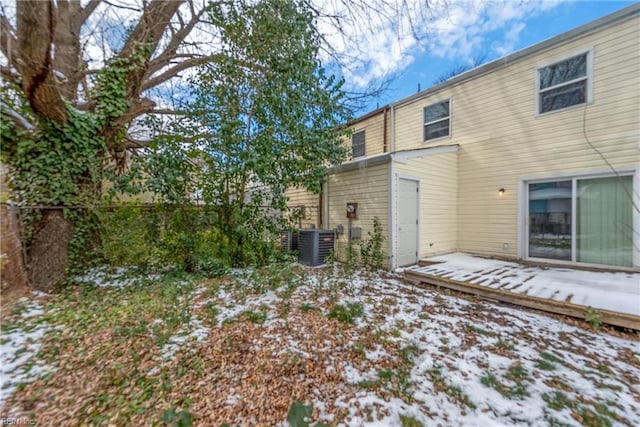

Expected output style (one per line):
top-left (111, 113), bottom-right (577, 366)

top-left (287, 4), bottom-right (640, 271)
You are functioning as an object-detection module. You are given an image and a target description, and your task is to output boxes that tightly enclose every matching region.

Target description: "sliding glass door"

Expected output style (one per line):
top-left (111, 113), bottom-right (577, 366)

top-left (528, 175), bottom-right (633, 267)
top-left (577, 176), bottom-right (633, 266)
top-left (528, 181), bottom-right (572, 260)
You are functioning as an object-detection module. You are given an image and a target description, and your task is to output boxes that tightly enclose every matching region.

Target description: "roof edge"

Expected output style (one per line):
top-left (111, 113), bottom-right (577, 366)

top-left (327, 153), bottom-right (391, 175)
top-left (327, 144), bottom-right (460, 175)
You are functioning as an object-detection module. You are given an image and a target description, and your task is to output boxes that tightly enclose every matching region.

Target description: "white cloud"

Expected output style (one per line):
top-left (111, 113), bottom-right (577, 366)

top-left (316, 0), bottom-right (564, 89)
top-left (492, 21), bottom-right (526, 57)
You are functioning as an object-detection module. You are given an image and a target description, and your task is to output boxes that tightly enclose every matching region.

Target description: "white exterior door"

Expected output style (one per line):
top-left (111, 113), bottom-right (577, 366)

top-left (398, 178), bottom-right (419, 266)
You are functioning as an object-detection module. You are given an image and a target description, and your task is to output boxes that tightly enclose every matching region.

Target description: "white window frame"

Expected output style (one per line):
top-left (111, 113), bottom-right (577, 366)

top-left (352, 129), bottom-right (365, 158)
top-left (518, 168), bottom-right (639, 270)
top-left (535, 49), bottom-right (593, 115)
top-left (423, 98), bottom-right (451, 142)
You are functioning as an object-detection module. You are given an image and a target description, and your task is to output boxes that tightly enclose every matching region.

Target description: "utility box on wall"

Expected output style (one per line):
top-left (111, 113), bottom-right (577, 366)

top-left (349, 227), bottom-right (362, 240)
top-left (297, 229), bottom-right (335, 266)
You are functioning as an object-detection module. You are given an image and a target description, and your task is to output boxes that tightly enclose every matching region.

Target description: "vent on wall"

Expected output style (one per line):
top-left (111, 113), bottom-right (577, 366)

top-left (297, 229), bottom-right (335, 266)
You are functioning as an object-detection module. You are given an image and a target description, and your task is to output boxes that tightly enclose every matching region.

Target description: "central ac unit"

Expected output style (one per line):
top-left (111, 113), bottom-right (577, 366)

top-left (281, 230), bottom-right (298, 252)
top-left (297, 229), bottom-right (335, 266)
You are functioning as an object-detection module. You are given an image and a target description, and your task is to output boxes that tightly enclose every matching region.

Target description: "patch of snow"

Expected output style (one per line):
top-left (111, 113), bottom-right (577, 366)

top-left (410, 253), bottom-right (640, 315)
top-left (73, 266), bottom-right (167, 288)
top-left (325, 268), bottom-right (640, 426)
top-left (160, 317), bottom-right (210, 361)
top-left (74, 266), bottom-right (137, 288)
top-left (21, 307), bottom-right (44, 318)
top-left (31, 291), bottom-right (50, 298)
top-left (0, 302), bottom-right (51, 407)
top-left (364, 345), bottom-right (389, 362)
top-left (342, 364), bottom-right (376, 385)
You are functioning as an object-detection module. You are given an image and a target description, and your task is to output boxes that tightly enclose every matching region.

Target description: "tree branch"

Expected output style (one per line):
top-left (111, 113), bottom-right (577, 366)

top-left (77, 0), bottom-right (102, 28)
top-left (142, 56), bottom-right (206, 92)
top-left (0, 14), bottom-right (18, 67)
top-left (117, 0), bottom-right (184, 110)
top-left (102, 0), bottom-right (140, 13)
top-left (123, 135), bottom-right (151, 149)
top-left (149, 108), bottom-right (186, 115)
top-left (0, 101), bottom-right (35, 130)
top-left (147, 4), bottom-right (206, 77)
top-left (119, 0), bottom-right (184, 63)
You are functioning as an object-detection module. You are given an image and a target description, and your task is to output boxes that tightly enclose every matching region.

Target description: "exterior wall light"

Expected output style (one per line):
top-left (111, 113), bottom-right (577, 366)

top-left (498, 188), bottom-right (505, 196)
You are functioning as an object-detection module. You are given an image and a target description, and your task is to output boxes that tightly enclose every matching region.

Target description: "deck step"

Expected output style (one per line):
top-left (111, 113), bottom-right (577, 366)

top-left (404, 269), bottom-right (640, 331)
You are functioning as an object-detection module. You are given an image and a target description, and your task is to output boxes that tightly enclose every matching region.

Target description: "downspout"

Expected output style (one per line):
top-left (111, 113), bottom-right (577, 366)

top-left (383, 106), bottom-right (388, 153)
top-left (318, 179), bottom-right (323, 228)
top-left (388, 103), bottom-right (396, 269)
top-left (390, 104), bottom-right (396, 153)
top-left (634, 169), bottom-right (640, 268)
top-left (324, 177), bottom-right (329, 232)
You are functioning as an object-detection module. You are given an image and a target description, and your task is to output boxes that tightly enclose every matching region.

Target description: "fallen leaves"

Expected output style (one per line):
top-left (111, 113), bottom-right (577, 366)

top-left (2, 266), bottom-right (639, 426)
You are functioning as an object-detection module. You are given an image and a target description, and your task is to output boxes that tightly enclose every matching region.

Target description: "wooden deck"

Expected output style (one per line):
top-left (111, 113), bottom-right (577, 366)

top-left (404, 266), bottom-right (640, 331)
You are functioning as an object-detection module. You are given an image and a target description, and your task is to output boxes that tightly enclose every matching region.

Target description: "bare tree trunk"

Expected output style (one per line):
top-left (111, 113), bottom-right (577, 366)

top-left (27, 210), bottom-right (74, 291)
top-left (0, 165), bottom-right (29, 291)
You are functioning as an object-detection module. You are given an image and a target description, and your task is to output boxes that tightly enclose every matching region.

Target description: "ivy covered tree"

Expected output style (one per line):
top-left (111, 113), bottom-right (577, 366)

top-left (146, 0), bottom-right (351, 265)
top-left (1, 0), bottom-right (213, 289)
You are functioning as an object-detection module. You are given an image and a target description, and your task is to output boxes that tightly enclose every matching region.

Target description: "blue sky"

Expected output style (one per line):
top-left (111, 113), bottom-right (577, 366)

top-left (348, 1), bottom-right (636, 113)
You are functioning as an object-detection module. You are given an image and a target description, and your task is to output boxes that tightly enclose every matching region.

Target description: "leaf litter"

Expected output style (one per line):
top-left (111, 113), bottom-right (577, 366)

top-left (0, 264), bottom-right (638, 426)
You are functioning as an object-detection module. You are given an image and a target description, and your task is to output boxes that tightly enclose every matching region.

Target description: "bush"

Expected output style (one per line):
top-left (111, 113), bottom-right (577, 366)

top-left (359, 216), bottom-right (386, 270)
top-left (99, 205), bottom-right (230, 273)
top-left (328, 302), bottom-right (364, 323)
top-left (98, 204), bottom-right (289, 274)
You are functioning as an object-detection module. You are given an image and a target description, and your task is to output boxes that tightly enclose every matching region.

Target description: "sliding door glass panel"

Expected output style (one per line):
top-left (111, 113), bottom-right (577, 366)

top-left (529, 181), bottom-right (572, 260)
top-left (577, 176), bottom-right (633, 267)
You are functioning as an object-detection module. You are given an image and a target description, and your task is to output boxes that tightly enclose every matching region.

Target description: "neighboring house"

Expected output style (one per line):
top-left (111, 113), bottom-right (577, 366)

top-left (287, 4), bottom-right (640, 270)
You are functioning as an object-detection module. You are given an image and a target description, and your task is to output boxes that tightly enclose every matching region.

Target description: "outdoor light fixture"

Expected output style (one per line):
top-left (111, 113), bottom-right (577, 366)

top-left (498, 188), bottom-right (505, 196)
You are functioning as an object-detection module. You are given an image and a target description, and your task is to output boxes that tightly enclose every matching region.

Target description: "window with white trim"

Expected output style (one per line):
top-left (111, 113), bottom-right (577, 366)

top-left (352, 130), bottom-right (365, 158)
top-left (537, 52), bottom-right (590, 114)
top-left (423, 99), bottom-right (450, 141)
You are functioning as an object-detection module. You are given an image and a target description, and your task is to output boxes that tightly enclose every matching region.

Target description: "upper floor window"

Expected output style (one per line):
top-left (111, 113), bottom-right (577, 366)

top-left (352, 130), bottom-right (365, 158)
top-left (537, 52), bottom-right (591, 114)
top-left (423, 99), bottom-right (450, 141)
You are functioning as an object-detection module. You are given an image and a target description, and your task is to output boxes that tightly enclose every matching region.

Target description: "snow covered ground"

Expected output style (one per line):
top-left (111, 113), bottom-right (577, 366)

top-left (408, 253), bottom-right (640, 316)
top-left (1, 265), bottom-right (639, 426)
top-left (0, 297), bottom-right (51, 407)
top-left (194, 268), bottom-right (640, 426)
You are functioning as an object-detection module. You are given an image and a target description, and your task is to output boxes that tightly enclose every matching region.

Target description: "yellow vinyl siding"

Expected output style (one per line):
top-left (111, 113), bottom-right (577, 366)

top-left (393, 151), bottom-right (458, 259)
top-left (391, 14), bottom-right (639, 259)
top-left (347, 110), bottom-right (387, 159)
top-left (327, 164), bottom-right (389, 262)
top-left (285, 187), bottom-right (321, 228)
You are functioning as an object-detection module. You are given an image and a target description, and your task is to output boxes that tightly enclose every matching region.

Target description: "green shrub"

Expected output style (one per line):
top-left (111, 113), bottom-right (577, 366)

top-left (98, 203), bottom-right (291, 274)
top-left (99, 205), bottom-right (221, 273)
top-left (585, 306), bottom-right (603, 329)
top-left (360, 216), bottom-right (386, 270)
top-left (327, 302), bottom-right (364, 323)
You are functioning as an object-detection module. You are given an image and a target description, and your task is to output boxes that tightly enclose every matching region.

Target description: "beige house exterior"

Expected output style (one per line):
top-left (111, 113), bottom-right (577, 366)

top-left (287, 4), bottom-right (640, 270)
